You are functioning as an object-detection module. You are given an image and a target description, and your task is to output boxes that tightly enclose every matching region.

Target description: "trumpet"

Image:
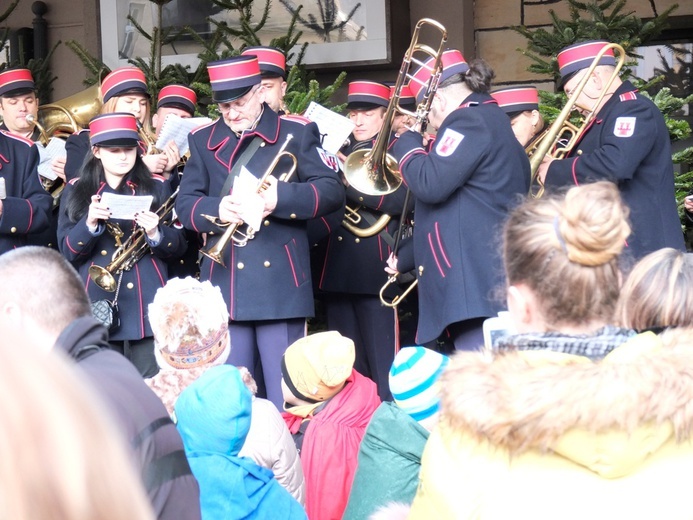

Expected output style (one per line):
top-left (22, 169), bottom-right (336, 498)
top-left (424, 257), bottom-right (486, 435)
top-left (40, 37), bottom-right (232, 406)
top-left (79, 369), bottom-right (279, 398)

top-left (199, 134), bottom-right (298, 267)
top-left (528, 43), bottom-right (626, 198)
top-left (135, 119), bottom-right (161, 155)
top-left (89, 188), bottom-right (179, 292)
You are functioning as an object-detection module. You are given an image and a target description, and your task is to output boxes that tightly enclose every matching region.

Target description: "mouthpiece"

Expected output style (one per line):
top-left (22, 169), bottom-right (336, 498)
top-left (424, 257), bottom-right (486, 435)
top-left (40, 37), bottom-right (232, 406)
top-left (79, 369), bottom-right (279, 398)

top-left (25, 114), bottom-right (36, 123)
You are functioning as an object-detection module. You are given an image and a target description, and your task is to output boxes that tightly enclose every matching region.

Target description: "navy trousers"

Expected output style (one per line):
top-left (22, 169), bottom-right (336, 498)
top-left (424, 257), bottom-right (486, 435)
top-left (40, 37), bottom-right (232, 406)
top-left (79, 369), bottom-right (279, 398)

top-left (226, 318), bottom-right (306, 409)
top-left (325, 293), bottom-right (398, 401)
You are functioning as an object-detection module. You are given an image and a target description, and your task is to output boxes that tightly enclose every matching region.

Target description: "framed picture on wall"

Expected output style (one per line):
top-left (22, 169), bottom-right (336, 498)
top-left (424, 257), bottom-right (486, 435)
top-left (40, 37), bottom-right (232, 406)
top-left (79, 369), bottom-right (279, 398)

top-left (99, 0), bottom-right (407, 71)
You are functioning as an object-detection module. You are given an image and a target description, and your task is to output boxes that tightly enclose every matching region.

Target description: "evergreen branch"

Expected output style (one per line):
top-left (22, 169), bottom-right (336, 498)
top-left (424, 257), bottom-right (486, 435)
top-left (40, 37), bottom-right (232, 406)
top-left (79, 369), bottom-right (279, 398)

top-left (128, 14), bottom-right (153, 42)
top-left (0, 0), bottom-right (19, 24)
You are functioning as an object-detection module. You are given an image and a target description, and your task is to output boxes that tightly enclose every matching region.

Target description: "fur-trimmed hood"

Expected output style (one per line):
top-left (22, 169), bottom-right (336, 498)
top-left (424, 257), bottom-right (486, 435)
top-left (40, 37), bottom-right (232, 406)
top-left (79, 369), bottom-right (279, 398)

top-left (440, 330), bottom-right (693, 478)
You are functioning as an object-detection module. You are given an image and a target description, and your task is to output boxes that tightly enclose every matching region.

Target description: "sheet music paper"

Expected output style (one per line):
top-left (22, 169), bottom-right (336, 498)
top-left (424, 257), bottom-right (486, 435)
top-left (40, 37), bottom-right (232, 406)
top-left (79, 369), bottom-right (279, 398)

top-left (303, 101), bottom-right (355, 154)
top-left (155, 114), bottom-right (212, 156)
top-left (99, 193), bottom-right (153, 220)
top-left (230, 166), bottom-right (264, 232)
top-left (35, 137), bottom-right (67, 181)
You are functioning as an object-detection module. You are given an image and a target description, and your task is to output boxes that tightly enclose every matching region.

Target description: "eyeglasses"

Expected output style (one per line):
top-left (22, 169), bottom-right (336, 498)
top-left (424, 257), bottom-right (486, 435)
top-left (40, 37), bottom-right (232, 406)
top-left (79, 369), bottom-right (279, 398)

top-left (564, 72), bottom-right (589, 98)
top-left (218, 86), bottom-right (260, 113)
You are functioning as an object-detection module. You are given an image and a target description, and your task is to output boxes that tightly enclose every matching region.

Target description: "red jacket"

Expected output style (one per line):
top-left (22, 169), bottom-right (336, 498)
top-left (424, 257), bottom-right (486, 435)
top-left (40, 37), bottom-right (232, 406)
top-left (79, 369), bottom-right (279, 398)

top-left (283, 370), bottom-right (380, 520)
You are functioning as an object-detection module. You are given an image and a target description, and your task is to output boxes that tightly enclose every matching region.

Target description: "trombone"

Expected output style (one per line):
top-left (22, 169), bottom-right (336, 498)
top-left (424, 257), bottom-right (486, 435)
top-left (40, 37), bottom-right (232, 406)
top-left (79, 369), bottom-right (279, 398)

top-left (199, 134), bottom-right (298, 267)
top-left (89, 188), bottom-right (179, 292)
top-left (529, 43), bottom-right (626, 198)
top-left (378, 189), bottom-right (418, 308)
top-left (343, 18), bottom-right (448, 197)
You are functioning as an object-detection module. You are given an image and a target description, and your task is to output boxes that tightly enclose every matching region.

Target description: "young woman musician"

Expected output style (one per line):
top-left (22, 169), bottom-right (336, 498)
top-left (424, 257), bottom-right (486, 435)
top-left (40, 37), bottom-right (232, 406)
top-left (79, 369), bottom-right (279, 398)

top-left (58, 113), bottom-right (186, 377)
top-left (64, 67), bottom-right (177, 181)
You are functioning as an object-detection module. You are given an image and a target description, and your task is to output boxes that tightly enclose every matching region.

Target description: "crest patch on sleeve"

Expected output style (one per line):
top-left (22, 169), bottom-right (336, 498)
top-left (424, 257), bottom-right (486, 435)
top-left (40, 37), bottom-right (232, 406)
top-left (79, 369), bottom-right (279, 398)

top-left (317, 148), bottom-right (340, 172)
top-left (435, 128), bottom-right (465, 157)
top-left (614, 117), bottom-right (636, 138)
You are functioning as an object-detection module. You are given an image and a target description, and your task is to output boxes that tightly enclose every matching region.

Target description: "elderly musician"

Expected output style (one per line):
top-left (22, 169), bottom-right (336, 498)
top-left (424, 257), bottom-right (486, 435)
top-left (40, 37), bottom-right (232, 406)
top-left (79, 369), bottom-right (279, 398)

top-left (536, 40), bottom-right (684, 259)
top-left (390, 49), bottom-right (530, 351)
top-left (175, 55), bottom-right (344, 409)
top-left (315, 80), bottom-right (409, 400)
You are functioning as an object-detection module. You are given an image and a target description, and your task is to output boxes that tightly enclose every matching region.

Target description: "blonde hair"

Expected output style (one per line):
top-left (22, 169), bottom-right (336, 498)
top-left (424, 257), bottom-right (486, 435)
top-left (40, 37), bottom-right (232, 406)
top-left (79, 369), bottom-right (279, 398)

top-left (616, 248), bottom-right (693, 330)
top-left (0, 345), bottom-right (155, 520)
top-left (100, 95), bottom-right (153, 135)
top-left (503, 181), bottom-right (630, 326)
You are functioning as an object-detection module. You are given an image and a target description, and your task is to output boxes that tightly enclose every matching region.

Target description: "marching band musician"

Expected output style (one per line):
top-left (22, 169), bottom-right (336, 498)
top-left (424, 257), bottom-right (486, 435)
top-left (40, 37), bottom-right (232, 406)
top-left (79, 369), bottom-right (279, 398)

top-left (316, 80), bottom-right (410, 400)
top-left (389, 49), bottom-right (530, 351)
top-left (391, 84), bottom-right (418, 137)
top-left (536, 40), bottom-right (684, 259)
top-left (0, 68), bottom-right (67, 248)
top-left (175, 55), bottom-right (344, 409)
top-left (152, 85), bottom-right (201, 279)
top-left (491, 85), bottom-right (546, 148)
top-left (64, 67), bottom-right (177, 181)
top-left (152, 84), bottom-right (198, 182)
top-left (0, 68), bottom-right (42, 142)
top-left (0, 131), bottom-right (52, 255)
top-left (58, 113), bottom-right (186, 377)
top-left (241, 46), bottom-right (289, 114)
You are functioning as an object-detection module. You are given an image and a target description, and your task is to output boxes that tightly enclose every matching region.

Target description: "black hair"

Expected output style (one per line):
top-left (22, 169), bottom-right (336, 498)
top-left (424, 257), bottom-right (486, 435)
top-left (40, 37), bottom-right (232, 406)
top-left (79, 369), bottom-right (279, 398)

top-left (464, 59), bottom-right (495, 93)
top-left (437, 58), bottom-right (495, 94)
top-left (65, 148), bottom-right (160, 223)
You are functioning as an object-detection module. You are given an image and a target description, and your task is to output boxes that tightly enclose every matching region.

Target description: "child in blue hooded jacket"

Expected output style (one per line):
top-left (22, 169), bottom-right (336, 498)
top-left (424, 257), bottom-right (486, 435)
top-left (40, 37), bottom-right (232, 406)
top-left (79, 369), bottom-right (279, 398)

top-left (175, 365), bottom-right (306, 520)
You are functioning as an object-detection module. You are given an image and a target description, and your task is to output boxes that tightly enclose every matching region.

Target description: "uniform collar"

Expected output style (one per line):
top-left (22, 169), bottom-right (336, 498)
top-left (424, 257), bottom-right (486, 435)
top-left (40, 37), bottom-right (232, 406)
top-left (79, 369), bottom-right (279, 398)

top-left (600, 80), bottom-right (636, 113)
top-left (0, 122), bottom-right (39, 141)
top-left (206, 102), bottom-right (280, 151)
top-left (458, 91), bottom-right (497, 109)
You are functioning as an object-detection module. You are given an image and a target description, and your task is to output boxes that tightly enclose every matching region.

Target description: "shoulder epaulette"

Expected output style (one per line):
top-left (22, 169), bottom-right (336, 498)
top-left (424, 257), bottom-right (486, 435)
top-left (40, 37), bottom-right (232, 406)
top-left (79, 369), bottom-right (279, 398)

top-left (281, 113), bottom-right (311, 125)
top-left (151, 173), bottom-right (166, 182)
top-left (619, 91), bottom-right (638, 102)
top-left (76, 128), bottom-right (90, 135)
top-left (0, 129), bottom-right (34, 147)
top-left (68, 177), bottom-right (79, 185)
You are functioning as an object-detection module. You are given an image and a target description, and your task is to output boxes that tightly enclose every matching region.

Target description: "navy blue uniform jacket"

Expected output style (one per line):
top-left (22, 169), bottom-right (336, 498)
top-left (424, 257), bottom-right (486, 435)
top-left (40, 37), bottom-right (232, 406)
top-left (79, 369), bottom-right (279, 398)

top-left (176, 106), bottom-right (344, 321)
top-left (0, 131), bottom-right (52, 254)
top-left (64, 129), bottom-right (90, 181)
top-left (545, 81), bottom-right (684, 259)
top-left (58, 176), bottom-right (186, 341)
top-left (392, 93), bottom-right (530, 344)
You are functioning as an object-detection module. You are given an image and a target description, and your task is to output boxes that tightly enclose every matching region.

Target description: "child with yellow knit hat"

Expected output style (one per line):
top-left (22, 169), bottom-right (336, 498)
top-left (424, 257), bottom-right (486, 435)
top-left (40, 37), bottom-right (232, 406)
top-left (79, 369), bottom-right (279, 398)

top-left (281, 331), bottom-right (381, 520)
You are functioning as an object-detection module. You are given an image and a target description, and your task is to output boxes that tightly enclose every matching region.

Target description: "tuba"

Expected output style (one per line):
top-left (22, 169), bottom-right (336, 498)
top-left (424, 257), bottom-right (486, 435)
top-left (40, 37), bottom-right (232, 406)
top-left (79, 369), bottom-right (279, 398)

top-left (26, 85), bottom-right (102, 204)
top-left (528, 43), bottom-right (626, 198)
top-left (199, 134), bottom-right (298, 267)
top-left (88, 188), bottom-right (179, 292)
top-left (35, 84), bottom-right (102, 140)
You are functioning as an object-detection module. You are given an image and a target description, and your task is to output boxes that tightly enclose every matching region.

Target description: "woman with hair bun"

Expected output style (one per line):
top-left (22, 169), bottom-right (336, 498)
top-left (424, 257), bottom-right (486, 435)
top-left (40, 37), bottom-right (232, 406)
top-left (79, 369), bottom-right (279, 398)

top-left (497, 180), bottom-right (636, 357)
top-left (404, 182), bottom-right (693, 520)
top-left (615, 247), bottom-right (693, 331)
